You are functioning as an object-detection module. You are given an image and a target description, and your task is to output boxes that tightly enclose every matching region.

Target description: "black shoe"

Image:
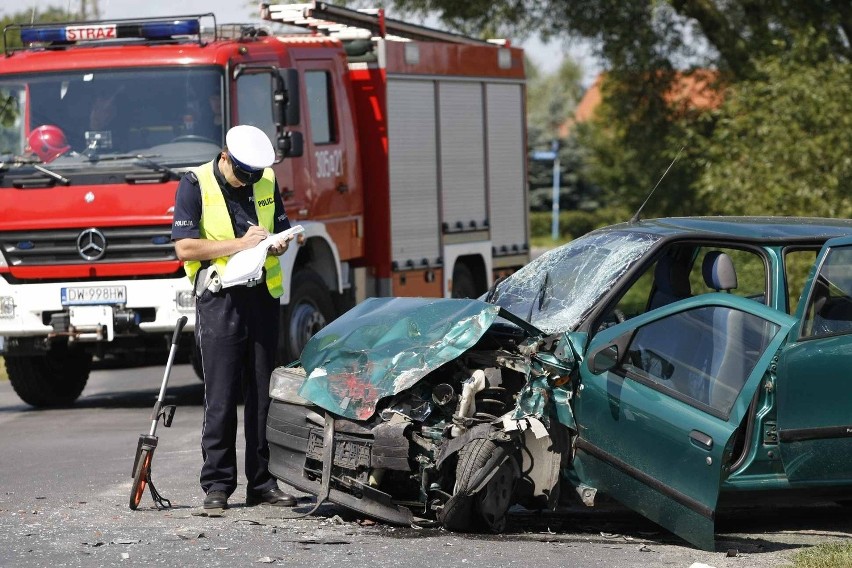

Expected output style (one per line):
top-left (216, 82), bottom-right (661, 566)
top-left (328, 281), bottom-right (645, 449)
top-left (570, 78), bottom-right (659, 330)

top-left (203, 490), bottom-right (228, 510)
top-left (246, 487), bottom-right (297, 507)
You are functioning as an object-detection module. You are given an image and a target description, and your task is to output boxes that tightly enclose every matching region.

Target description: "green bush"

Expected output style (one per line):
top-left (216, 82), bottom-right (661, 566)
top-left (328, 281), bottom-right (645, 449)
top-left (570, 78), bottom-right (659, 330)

top-left (529, 208), bottom-right (630, 243)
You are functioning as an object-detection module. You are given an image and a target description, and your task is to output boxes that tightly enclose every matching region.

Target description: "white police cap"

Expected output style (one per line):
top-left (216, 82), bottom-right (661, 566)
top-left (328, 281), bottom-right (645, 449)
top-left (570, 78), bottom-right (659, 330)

top-left (225, 125), bottom-right (275, 170)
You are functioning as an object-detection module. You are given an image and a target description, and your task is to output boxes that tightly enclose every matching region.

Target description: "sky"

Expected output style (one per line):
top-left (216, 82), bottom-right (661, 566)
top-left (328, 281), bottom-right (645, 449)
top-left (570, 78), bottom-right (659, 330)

top-left (6, 0), bottom-right (602, 86)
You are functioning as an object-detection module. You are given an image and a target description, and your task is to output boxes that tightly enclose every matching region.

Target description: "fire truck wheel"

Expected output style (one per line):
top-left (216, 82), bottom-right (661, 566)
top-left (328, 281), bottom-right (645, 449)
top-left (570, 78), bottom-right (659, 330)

top-left (278, 268), bottom-right (336, 365)
top-left (6, 347), bottom-right (92, 407)
top-left (452, 263), bottom-right (478, 299)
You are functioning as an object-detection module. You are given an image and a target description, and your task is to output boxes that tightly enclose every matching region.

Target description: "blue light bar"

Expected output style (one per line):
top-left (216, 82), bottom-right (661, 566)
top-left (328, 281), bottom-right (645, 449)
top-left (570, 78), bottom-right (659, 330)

top-left (20, 27), bottom-right (68, 43)
top-left (138, 20), bottom-right (200, 39)
top-left (18, 19), bottom-right (200, 44)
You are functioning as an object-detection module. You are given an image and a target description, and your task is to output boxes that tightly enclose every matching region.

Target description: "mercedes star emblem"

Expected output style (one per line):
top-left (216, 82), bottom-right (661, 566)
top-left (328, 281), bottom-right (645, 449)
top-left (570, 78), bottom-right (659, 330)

top-left (76, 228), bottom-right (107, 261)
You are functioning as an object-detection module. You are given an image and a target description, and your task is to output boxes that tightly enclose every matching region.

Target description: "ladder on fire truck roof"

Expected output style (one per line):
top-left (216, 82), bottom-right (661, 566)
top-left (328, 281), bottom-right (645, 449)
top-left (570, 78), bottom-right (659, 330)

top-left (260, 2), bottom-right (501, 47)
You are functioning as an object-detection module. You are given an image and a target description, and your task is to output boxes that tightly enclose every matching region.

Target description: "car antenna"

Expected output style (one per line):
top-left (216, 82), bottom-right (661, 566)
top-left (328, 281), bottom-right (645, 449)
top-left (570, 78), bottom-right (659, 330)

top-left (629, 146), bottom-right (685, 224)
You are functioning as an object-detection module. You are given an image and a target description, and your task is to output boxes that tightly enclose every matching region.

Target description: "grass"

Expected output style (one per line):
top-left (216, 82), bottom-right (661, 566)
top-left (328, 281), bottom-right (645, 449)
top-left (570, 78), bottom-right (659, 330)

top-left (786, 542), bottom-right (852, 568)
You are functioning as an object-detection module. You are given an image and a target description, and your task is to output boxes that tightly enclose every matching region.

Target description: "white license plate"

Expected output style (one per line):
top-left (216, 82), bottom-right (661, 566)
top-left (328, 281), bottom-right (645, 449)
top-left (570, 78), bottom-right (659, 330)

top-left (61, 285), bottom-right (127, 306)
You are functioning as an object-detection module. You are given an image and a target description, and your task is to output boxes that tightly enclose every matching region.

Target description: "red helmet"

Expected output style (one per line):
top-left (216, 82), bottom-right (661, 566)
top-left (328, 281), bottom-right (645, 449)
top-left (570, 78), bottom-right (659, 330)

top-left (27, 125), bottom-right (70, 163)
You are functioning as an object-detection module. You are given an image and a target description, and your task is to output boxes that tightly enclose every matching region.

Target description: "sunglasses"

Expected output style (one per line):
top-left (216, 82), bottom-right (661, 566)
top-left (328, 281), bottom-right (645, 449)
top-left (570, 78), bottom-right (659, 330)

top-left (228, 154), bottom-right (264, 185)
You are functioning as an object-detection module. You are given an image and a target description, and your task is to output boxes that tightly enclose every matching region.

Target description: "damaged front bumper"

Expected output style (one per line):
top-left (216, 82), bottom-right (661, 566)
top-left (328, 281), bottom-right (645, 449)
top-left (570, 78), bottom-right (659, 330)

top-left (267, 398), bottom-right (416, 525)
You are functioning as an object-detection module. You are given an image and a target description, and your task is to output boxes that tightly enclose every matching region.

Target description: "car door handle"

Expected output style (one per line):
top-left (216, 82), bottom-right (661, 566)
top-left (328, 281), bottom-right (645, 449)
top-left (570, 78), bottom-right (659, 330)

top-left (689, 429), bottom-right (714, 451)
top-left (337, 183), bottom-right (348, 194)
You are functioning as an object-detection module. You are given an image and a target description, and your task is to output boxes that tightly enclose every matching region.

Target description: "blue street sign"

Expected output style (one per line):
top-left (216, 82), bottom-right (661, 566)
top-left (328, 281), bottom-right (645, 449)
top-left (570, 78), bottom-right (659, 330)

top-left (531, 150), bottom-right (557, 161)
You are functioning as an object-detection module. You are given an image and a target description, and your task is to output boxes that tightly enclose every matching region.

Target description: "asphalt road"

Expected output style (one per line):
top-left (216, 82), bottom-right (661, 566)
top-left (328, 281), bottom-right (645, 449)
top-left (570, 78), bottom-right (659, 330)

top-left (0, 363), bottom-right (850, 568)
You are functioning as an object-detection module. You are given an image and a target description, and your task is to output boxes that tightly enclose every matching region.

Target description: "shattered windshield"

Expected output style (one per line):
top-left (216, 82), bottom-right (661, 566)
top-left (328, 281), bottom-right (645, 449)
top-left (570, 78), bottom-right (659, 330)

top-left (490, 230), bottom-right (661, 333)
top-left (0, 67), bottom-right (223, 171)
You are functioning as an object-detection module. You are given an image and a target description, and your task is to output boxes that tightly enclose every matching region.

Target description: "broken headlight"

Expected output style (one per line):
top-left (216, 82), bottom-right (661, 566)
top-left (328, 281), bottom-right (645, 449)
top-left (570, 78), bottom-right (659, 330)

top-left (269, 366), bottom-right (311, 405)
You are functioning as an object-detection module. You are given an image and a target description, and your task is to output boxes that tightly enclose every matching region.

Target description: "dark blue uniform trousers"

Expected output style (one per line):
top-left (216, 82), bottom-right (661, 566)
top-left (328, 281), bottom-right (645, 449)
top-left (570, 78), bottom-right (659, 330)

top-left (196, 283), bottom-right (279, 496)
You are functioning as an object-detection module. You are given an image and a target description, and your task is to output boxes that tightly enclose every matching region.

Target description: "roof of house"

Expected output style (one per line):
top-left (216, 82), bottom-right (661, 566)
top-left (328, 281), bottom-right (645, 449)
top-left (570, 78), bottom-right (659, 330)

top-left (560, 69), bottom-right (724, 137)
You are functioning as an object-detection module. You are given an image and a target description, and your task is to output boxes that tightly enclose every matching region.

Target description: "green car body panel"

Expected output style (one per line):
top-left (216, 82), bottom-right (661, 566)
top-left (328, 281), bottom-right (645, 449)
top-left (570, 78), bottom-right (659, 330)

top-left (776, 236), bottom-right (852, 483)
top-left (573, 293), bottom-right (796, 550)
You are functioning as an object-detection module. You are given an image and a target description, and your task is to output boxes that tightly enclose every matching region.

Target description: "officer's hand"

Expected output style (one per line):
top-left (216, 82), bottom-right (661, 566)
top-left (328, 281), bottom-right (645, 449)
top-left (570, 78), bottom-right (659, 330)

top-left (268, 234), bottom-right (294, 257)
top-left (240, 225), bottom-right (269, 249)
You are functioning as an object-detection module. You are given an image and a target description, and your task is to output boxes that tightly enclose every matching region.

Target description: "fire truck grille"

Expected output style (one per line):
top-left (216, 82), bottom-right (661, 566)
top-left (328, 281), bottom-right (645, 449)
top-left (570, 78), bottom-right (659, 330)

top-left (1, 226), bottom-right (177, 266)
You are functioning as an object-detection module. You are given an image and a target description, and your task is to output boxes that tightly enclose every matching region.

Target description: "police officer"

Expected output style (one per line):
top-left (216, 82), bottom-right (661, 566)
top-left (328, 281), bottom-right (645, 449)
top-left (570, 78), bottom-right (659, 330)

top-left (171, 125), bottom-right (297, 511)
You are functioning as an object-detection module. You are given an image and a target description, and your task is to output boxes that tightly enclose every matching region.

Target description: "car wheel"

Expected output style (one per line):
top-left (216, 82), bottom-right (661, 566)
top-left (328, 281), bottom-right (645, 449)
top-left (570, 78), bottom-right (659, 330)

top-left (6, 347), bottom-right (92, 407)
top-left (476, 456), bottom-right (515, 532)
top-left (278, 268), bottom-right (336, 365)
top-left (440, 438), bottom-right (515, 532)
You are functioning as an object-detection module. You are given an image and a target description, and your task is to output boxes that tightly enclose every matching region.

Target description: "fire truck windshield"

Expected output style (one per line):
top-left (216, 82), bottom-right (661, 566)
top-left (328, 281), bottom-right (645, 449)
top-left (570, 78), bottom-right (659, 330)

top-left (0, 66), bottom-right (224, 169)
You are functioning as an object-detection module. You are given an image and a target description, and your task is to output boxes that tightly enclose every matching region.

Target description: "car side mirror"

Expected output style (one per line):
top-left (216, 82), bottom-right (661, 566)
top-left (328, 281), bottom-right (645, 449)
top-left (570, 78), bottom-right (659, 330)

top-left (591, 344), bottom-right (619, 374)
top-left (589, 331), bottom-right (633, 375)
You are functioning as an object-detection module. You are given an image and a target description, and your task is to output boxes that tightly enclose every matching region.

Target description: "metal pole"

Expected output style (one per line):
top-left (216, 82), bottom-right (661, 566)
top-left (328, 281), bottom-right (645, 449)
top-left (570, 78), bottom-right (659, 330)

top-left (550, 139), bottom-right (560, 241)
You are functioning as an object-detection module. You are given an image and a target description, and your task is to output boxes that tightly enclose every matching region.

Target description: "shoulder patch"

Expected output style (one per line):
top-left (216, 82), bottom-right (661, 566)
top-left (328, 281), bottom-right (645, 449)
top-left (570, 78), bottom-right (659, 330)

top-left (185, 171), bottom-right (199, 184)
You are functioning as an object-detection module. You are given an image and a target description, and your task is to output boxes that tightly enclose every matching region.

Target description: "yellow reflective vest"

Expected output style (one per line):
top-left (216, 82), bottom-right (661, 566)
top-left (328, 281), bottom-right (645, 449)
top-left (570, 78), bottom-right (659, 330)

top-left (183, 160), bottom-right (284, 298)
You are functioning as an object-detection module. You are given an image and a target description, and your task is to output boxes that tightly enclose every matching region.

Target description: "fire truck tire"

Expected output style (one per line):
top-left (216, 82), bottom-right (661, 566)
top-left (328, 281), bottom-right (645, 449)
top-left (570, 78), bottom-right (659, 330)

top-left (452, 263), bottom-right (478, 299)
top-left (278, 268), bottom-right (336, 365)
top-left (6, 347), bottom-right (92, 407)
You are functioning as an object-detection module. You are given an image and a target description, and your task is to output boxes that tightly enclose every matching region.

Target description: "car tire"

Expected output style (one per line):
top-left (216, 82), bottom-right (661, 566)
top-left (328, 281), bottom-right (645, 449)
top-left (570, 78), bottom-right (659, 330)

top-left (278, 268), bottom-right (336, 365)
top-left (441, 438), bottom-right (514, 532)
top-left (6, 347), bottom-right (92, 407)
top-left (452, 263), bottom-right (478, 299)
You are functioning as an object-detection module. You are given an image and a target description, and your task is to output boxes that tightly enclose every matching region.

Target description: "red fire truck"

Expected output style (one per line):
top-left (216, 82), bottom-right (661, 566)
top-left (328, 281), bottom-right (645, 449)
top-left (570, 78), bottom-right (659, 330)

top-left (0, 2), bottom-right (529, 407)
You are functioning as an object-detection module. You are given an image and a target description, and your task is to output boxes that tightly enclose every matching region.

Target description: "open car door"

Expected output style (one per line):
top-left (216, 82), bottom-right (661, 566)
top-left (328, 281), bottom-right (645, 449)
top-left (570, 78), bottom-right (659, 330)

top-left (572, 293), bottom-right (795, 550)
top-left (776, 236), bottom-right (852, 482)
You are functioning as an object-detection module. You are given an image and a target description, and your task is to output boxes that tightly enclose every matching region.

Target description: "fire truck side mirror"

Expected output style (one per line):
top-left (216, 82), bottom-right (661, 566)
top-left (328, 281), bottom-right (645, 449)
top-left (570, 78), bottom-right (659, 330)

top-left (279, 131), bottom-right (303, 158)
top-left (280, 68), bottom-right (300, 126)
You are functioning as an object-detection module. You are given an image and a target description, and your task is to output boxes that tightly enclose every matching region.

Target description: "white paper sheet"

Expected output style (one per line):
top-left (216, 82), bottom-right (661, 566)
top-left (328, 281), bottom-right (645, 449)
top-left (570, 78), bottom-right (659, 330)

top-left (220, 224), bottom-right (304, 288)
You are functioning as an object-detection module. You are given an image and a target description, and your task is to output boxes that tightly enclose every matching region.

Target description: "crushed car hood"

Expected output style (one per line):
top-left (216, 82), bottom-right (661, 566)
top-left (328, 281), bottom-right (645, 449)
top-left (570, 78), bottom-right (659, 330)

top-left (298, 297), bottom-right (501, 420)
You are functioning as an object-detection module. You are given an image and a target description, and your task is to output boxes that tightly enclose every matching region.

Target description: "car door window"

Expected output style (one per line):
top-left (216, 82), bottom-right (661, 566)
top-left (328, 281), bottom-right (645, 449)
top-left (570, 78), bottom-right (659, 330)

top-left (597, 244), bottom-right (767, 333)
top-left (785, 249), bottom-right (819, 314)
top-left (621, 306), bottom-right (780, 417)
top-left (802, 246), bottom-right (852, 338)
top-left (689, 247), bottom-right (767, 302)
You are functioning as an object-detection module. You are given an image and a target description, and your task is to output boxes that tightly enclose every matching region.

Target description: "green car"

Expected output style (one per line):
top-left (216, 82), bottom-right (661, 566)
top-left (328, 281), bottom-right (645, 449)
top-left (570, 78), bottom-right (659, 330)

top-left (266, 217), bottom-right (852, 550)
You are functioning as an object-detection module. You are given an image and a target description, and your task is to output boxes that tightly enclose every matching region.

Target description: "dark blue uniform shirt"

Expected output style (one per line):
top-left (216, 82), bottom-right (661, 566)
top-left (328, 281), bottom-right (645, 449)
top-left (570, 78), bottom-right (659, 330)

top-left (171, 155), bottom-right (290, 242)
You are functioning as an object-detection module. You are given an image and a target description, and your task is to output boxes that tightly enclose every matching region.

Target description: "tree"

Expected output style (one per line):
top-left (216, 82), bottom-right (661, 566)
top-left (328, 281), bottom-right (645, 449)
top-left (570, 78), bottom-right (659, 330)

top-left (696, 33), bottom-right (852, 218)
top-left (383, 1), bottom-right (851, 79)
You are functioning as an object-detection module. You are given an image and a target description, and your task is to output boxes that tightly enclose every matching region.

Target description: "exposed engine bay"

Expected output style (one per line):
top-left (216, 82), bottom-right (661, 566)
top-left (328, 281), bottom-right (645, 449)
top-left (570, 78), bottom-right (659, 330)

top-left (267, 312), bottom-right (579, 531)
